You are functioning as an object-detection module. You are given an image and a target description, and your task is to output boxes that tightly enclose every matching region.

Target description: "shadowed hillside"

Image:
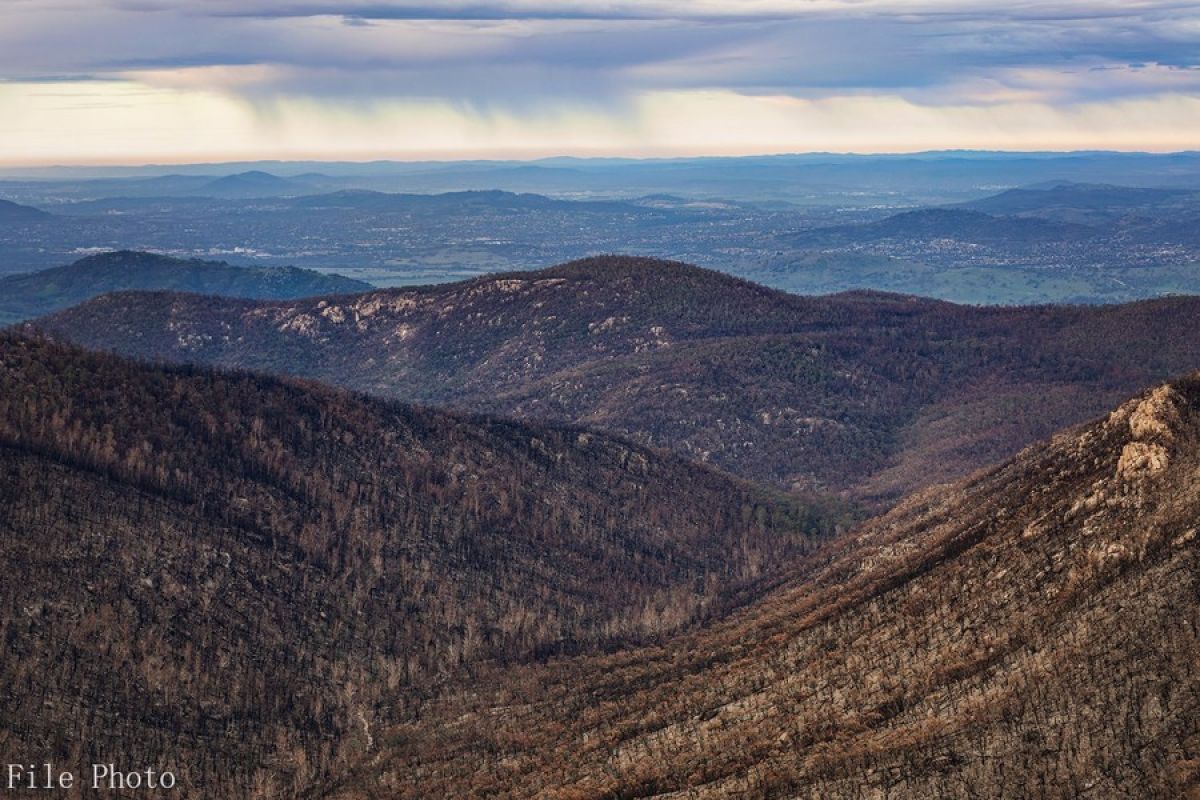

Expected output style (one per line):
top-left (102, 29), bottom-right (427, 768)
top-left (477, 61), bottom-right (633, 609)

top-left (0, 333), bottom-right (836, 797)
top-left (333, 374), bottom-right (1200, 799)
top-left (959, 182), bottom-right (1200, 225)
top-left (35, 255), bottom-right (1200, 507)
top-left (0, 250), bottom-right (370, 325)
top-left (788, 207), bottom-right (1098, 246)
top-left (0, 198), bottom-right (51, 222)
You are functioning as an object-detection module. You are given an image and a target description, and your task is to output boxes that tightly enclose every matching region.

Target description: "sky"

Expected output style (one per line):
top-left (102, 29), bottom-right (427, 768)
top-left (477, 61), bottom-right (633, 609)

top-left (2, 0), bottom-right (1199, 165)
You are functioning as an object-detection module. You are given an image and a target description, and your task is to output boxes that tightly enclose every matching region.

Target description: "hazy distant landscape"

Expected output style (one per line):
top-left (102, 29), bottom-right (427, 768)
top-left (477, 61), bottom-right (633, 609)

top-left (4, 153), bottom-right (1200, 305)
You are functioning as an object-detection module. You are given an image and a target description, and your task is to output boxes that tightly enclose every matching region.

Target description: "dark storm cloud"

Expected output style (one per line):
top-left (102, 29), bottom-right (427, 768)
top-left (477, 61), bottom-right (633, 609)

top-left (119, 1), bottom-right (797, 22)
top-left (2, 1), bottom-right (1198, 106)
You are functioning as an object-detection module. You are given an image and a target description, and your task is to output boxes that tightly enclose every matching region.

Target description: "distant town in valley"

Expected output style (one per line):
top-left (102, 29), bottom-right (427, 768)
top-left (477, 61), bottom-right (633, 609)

top-left (3, 152), bottom-right (1200, 306)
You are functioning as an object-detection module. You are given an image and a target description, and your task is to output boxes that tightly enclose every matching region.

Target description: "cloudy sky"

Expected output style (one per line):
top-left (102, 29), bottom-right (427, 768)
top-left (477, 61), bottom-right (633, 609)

top-left (2, 0), bottom-right (1199, 164)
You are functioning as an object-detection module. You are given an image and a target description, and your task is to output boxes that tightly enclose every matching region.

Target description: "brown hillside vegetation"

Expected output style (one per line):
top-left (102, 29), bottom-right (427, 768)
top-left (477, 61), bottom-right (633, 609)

top-left (34, 255), bottom-right (1200, 506)
top-left (329, 374), bottom-right (1200, 799)
top-left (0, 334), bottom-right (836, 797)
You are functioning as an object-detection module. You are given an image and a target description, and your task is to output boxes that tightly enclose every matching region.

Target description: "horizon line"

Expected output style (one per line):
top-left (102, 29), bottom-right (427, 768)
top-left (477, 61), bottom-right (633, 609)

top-left (4, 148), bottom-right (1199, 177)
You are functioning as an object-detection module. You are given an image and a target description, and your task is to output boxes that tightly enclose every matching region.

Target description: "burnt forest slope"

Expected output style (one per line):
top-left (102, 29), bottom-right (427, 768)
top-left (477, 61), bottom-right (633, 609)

top-left (0, 333), bottom-right (835, 797)
top-left (34, 255), bottom-right (1200, 505)
top-left (339, 373), bottom-right (1200, 799)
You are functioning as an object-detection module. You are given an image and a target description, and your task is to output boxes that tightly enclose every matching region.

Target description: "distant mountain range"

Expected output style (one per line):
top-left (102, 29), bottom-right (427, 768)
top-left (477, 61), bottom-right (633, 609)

top-left (792, 182), bottom-right (1200, 247)
top-left (0, 250), bottom-right (370, 325)
top-left (6, 151), bottom-right (1200, 205)
top-left (0, 333), bottom-right (837, 793)
top-left (33, 255), bottom-right (1200, 507)
top-left (0, 170), bottom-right (316, 203)
top-left (788, 207), bottom-right (1099, 247)
top-left (756, 184), bottom-right (1200, 303)
top-left (4, 178), bottom-right (1198, 303)
top-left (958, 181), bottom-right (1200, 225)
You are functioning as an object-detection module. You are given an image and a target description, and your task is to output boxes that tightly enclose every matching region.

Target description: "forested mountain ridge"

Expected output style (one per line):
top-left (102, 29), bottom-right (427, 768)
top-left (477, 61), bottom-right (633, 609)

top-left (788, 207), bottom-right (1099, 246)
top-left (330, 373), bottom-right (1200, 799)
top-left (0, 250), bottom-right (370, 325)
top-left (958, 182), bottom-right (1200, 225)
top-left (35, 255), bottom-right (1200, 506)
top-left (0, 333), bottom-right (836, 797)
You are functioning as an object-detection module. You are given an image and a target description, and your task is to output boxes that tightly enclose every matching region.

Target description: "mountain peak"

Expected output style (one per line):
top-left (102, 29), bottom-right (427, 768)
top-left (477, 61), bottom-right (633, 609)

top-left (199, 170), bottom-right (301, 197)
top-left (543, 253), bottom-right (733, 277)
top-left (33, 258), bottom-right (1200, 505)
top-left (72, 249), bottom-right (194, 268)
